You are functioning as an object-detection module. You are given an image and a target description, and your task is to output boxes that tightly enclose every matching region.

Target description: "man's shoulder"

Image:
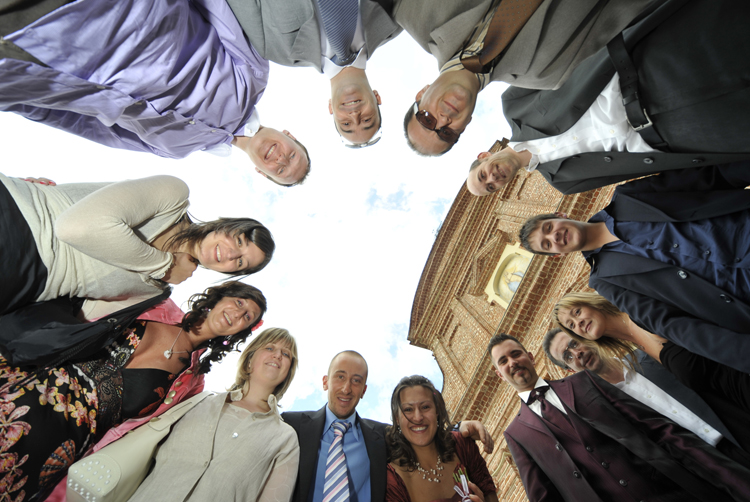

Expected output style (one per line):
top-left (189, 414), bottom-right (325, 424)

top-left (359, 416), bottom-right (388, 433)
top-left (281, 406), bottom-right (326, 429)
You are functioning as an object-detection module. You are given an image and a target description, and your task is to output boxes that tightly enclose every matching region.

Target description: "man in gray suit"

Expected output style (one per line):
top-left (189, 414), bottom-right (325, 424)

top-left (227, 0), bottom-right (402, 149)
top-left (394, 0), bottom-right (652, 156)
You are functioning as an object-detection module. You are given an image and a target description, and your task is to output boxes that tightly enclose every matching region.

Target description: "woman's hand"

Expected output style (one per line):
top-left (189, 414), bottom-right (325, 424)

top-left (22, 177), bottom-right (56, 186)
top-left (162, 252), bottom-right (197, 284)
top-left (467, 481), bottom-right (486, 502)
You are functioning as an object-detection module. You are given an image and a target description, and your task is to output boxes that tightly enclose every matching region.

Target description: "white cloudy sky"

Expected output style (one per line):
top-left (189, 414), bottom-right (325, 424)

top-left (0, 33), bottom-right (511, 423)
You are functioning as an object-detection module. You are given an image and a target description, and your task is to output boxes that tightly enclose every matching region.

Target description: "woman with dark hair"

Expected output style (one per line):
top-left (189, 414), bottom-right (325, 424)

top-left (0, 173), bottom-right (274, 320)
top-left (128, 327), bottom-right (299, 501)
top-left (553, 291), bottom-right (750, 451)
top-left (0, 281), bottom-right (267, 502)
top-left (385, 376), bottom-right (498, 502)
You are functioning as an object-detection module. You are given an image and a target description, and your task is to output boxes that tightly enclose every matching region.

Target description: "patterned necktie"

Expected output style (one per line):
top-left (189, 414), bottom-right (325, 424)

top-left (323, 420), bottom-right (352, 502)
top-left (316, 0), bottom-right (359, 66)
top-left (528, 386), bottom-right (571, 430)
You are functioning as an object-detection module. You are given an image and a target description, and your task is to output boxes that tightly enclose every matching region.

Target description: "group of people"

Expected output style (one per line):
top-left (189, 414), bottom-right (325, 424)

top-left (2, 0), bottom-right (750, 501)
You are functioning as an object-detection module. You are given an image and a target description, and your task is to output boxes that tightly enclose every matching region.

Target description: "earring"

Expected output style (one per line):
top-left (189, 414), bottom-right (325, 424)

top-left (203, 307), bottom-right (212, 313)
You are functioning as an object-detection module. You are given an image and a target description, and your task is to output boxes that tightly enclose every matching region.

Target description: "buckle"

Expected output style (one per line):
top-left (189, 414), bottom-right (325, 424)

top-left (627, 108), bottom-right (653, 132)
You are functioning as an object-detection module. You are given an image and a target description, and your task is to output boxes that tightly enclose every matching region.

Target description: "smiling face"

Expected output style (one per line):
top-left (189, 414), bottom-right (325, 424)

top-left (407, 73), bottom-right (478, 155)
top-left (323, 353), bottom-right (368, 419)
top-left (467, 151), bottom-right (523, 196)
top-left (249, 341), bottom-right (293, 388)
top-left (549, 331), bottom-right (604, 373)
top-left (329, 87), bottom-right (381, 145)
top-left (491, 339), bottom-right (538, 393)
top-left (202, 297), bottom-right (262, 339)
top-left (248, 128), bottom-right (309, 185)
top-left (527, 217), bottom-right (587, 255)
top-left (397, 385), bottom-right (438, 448)
top-left (557, 305), bottom-right (609, 341)
top-left (196, 231), bottom-right (265, 273)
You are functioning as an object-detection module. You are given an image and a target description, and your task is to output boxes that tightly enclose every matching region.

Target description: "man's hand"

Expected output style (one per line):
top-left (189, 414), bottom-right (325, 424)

top-left (459, 420), bottom-right (494, 453)
top-left (22, 177), bottom-right (56, 186)
top-left (162, 252), bottom-right (197, 284)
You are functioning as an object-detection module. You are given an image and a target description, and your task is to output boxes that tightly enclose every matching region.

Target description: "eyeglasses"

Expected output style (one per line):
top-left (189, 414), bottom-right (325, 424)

top-left (412, 102), bottom-right (461, 144)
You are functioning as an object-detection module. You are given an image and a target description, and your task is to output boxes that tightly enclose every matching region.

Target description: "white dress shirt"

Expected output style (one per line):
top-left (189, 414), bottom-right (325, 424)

top-left (511, 74), bottom-right (657, 172)
top-left (315, 1), bottom-right (368, 79)
top-left (613, 367), bottom-right (723, 446)
top-left (518, 377), bottom-right (568, 416)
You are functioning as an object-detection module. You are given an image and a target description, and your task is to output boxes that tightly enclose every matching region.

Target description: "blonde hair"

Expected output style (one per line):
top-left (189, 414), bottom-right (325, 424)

top-left (230, 328), bottom-right (298, 401)
top-left (552, 292), bottom-right (638, 368)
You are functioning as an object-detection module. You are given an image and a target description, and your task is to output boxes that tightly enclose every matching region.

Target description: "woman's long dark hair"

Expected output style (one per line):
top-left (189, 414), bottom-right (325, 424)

top-left (166, 217), bottom-right (275, 275)
top-left (386, 375), bottom-right (456, 469)
top-left (182, 281), bottom-right (267, 374)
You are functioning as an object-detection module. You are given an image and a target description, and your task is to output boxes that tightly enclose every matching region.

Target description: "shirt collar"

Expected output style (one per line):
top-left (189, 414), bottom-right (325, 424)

top-left (518, 377), bottom-right (548, 404)
top-left (322, 47), bottom-right (368, 79)
top-left (324, 405), bottom-right (361, 441)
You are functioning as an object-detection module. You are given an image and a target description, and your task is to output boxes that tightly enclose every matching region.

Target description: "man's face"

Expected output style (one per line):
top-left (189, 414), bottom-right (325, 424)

top-left (467, 151), bottom-right (523, 196)
top-left (527, 216), bottom-right (587, 255)
top-left (549, 332), bottom-right (604, 373)
top-left (329, 88), bottom-right (381, 145)
top-left (322, 353), bottom-right (368, 419)
top-left (407, 76), bottom-right (477, 155)
top-left (491, 340), bottom-right (538, 392)
top-left (249, 128), bottom-right (309, 185)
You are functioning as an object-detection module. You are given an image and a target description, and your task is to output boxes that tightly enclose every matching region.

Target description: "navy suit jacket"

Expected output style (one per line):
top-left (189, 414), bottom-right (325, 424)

top-left (504, 372), bottom-right (750, 502)
top-left (282, 407), bottom-right (388, 502)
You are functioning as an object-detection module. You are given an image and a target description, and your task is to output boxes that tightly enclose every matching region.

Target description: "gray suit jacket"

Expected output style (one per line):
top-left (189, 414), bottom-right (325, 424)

top-left (393, 0), bottom-right (651, 90)
top-left (226, 0), bottom-right (402, 72)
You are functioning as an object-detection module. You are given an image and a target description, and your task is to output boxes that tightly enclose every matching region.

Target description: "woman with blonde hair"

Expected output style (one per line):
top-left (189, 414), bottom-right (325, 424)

top-left (129, 327), bottom-right (300, 501)
top-left (553, 291), bottom-right (750, 452)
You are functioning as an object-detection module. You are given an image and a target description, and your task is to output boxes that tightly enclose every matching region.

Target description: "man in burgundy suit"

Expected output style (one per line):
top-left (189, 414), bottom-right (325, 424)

top-left (488, 333), bottom-right (750, 502)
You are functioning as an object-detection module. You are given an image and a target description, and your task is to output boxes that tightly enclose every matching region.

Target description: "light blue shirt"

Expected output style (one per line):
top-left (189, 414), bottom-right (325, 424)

top-left (312, 406), bottom-right (371, 502)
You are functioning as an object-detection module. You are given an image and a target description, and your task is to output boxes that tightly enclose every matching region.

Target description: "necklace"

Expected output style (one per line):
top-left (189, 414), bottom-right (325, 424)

top-left (416, 455), bottom-right (444, 483)
top-left (163, 329), bottom-right (191, 359)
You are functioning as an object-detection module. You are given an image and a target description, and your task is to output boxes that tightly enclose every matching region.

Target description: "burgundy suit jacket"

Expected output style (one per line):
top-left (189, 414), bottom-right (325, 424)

top-left (504, 371), bottom-right (750, 502)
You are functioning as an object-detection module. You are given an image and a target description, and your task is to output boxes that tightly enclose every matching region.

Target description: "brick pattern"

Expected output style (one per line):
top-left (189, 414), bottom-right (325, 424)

top-left (408, 148), bottom-right (618, 501)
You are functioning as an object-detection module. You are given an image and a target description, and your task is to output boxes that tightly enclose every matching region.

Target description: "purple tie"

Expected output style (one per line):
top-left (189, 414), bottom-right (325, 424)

top-left (529, 386), bottom-right (571, 430)
top-left (323, 420), bottom-right (352, 502)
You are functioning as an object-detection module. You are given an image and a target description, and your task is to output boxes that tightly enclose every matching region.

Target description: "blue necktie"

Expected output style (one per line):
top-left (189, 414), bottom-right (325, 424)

top-left (323, 420), bottom-right (352, 502)
top-left (316, 0), bottom-right (359, 66)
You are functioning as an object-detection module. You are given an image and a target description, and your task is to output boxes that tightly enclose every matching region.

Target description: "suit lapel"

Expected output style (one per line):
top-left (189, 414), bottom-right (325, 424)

top-left (289, 12), bottom-right (323, 67)
top-left (297, 407), bottom-right (327, 502)
top-left (360, 417), bottom-right (387, 502)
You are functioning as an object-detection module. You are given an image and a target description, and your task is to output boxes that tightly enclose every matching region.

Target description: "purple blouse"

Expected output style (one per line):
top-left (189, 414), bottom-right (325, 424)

top-left (0, 0), bottom-right (268, 158)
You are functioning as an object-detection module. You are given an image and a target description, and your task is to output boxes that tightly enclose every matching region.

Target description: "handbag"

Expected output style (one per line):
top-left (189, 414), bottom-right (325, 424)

top-left (66, 391), bottom-right (212, 502)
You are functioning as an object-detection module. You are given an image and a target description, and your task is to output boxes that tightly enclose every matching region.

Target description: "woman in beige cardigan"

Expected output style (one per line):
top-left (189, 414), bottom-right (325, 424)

top-left (129, 327), bottom-right (300, 501)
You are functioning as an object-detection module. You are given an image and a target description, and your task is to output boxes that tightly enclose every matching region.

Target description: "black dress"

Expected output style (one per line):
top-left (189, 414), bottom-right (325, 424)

top-left (0, 321), bottom-right (175, 501)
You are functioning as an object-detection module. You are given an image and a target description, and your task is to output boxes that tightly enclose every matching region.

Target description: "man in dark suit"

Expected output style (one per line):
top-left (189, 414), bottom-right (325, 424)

top-left (519, 162), bottom-right (750, 374)
top-left (395, 0), bottom-right (651, 155)
top-left (282, 351), bottom-right (492, 502)
top-left (227, 0), bottom-right (402, 147)
top-left (489, 333), bottom-right (750, 501)
top-left (468, 0), bottom-right (750, 195)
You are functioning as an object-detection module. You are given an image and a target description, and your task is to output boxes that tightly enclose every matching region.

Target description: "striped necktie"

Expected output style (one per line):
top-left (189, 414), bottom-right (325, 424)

top-left (323, 420), bottom-right (352, 502)
top-left (316, 0), bottom-right (359, 66)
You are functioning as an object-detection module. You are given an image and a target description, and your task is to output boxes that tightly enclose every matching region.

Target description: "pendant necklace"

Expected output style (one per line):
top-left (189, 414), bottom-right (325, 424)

top-left (164, 328), bottom-right (191, 359)
top-left (416, 455), bottom-right (444, 482)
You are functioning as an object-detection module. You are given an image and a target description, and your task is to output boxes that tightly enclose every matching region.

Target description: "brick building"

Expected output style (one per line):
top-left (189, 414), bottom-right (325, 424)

top-left (407, 141), bottom-right (617, 500)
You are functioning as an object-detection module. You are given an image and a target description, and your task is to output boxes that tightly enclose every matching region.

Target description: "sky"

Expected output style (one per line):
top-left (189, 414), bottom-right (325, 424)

top-left (0, 32), bottom-right (512, 423)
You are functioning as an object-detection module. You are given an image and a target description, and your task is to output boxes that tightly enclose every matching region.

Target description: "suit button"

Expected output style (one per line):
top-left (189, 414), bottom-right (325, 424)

top-left (678, 270), bottom-right (688, 279)
top-left (573, 471), bottom-right (581, 478)
top-left (720, 294), bottom-right (732, 303)
top-left (672, 243), bottom-right (679, 248)
top-left (603, 156), bottom-right (613, 162)
top-left (585, 446), bottom-right (593, 452)
top-left (620, 479), bottom-right (628, 486)
top-left (556, 443), bottom-right (563, 451)
top-left (643, 157), bottom-right (654, 164)
top-left (692, 158), bottom-right (704, 163)
top-left (601, 462), bottom-right (609, 469)
top-left (704, 250), bottom-right (711, 256)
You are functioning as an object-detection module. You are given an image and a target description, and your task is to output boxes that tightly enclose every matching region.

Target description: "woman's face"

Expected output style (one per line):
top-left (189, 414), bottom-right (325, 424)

top-left (202, 297), bottom-right (261, 339)
top-left (557, 305), bottom-right (608, 340)
top-left (196, 231), bottom-right (265, 273)
top-left (249, 341), bottom-right (293, 387)
top-left (397, 386), bottom-right (438, 448)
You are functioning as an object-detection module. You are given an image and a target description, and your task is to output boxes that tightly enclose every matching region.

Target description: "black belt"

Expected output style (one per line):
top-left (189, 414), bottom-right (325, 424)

top-left (607, 33), bottom-right (668, 150)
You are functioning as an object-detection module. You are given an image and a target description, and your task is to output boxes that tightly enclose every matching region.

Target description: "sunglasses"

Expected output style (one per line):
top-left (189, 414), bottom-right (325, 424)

top-left (412, 102), bottom-right (461, 144)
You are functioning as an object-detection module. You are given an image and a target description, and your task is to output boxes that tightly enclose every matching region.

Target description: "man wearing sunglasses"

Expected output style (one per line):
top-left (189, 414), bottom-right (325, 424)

top-left (227, 0), bottom-right (400, 148)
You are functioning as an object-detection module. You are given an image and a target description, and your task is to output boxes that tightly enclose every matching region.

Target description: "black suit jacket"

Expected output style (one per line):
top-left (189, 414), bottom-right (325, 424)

top-left (504, 372), bottom-right (750, 502)
top-left (282, 407), bottom-right (388, 502)
top-left (586, 162), bottom-right (750, 373)
top-left (501, 0), bottom-right (750, 194)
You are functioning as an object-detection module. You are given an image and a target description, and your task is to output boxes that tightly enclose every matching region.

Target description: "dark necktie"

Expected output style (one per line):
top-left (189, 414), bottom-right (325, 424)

top-left (462, 0), bottom-right (545, 73)
top-left (316, 0), bottom-right (359, 66)
top-left (528, 386), bottom-right (571, 430)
